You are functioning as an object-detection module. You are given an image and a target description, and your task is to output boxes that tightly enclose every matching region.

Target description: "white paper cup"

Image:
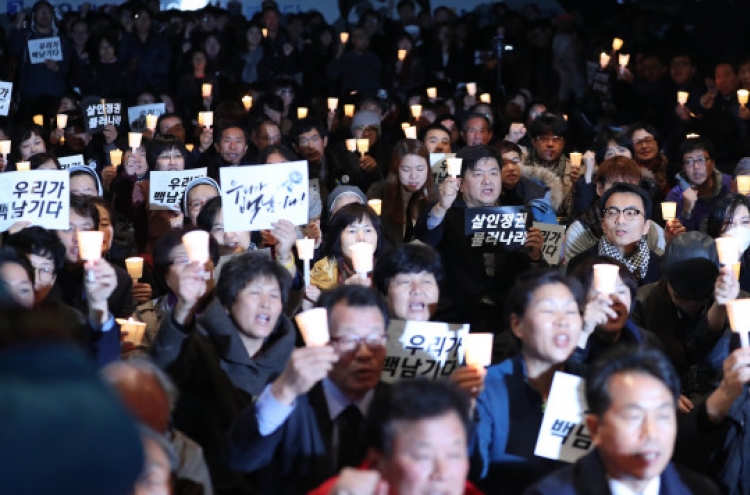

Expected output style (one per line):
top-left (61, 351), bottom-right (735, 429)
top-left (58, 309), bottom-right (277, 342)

top-left (368, 199), bottom-right (382, 215)
top-left (345, 139), bottom-right (357, 152)
top-left (426, 87), bottom-right (437, 99)
top-left (15, 161), bottom-right (30, 171)
top-left (198, 111), bottom-right (214, 128)
top-left (479, 93), bottom-right (491, 103)
top-left (128, 132), bottom-right (142, 150)
top-left (677, 91), bottom-right (689, 105)
top-left (404, 126), bottom-right (417, 140)
top-left (618, 53), bottom-right (630, 67)
top-left (125, 257), bottom-right (144, 280)
top-left (446, 158), bottom-right (463, 177)
top-left (592, 264), bottom-right (620, 295)
top-left (242, 95), bottom-right (253, 110)
top-left (339, 32), bottom-right (349, 44)
top-left (33, 114), bottom-right (44, 126)
top-left (569, 152), bottom-right (582, 166)
top-left (737, 175), bottom-right (750, 195)
top-left (599, 52), bottom-right (610, 68)
top-left (0, 140), bottom-right (11, 155)
top-left (349, 242), bottom-right (374, 274)
top-left (612, 37), bottom-right (624, 51)
top-left (344, 104), bottom-right (355, 117)
top-left (464, 333), bottom-right (494, 367)
top-left (466, 82), bottom-right (477, 96)
top-left (327, 97), bottom-right (338, 111)
top-left (397, 49), bottom-right (407, 61)
top-left (356, 138), bottom-right (370, 154)
top-left (78, 231), bottom-right (104, 261)
top-left (661, 201), bottom-right (677, 221)
top-left (109, 149), bottom-right (123, 167)
top-left (726, 299), bottom-right (750, 336)
top-left (297, 107), bottom-right (308, 119)
top-left (295, 308), bottom-right (330, 346)
top-left (739, 89), bottom-right (749, 106)
top-left (56, 113), bottom-right (68, 129)
top-left (716, 237), bottom-right (740, 266)
top-left (182, 230), bottom-right (210, 263)
top-left (145, 114), bottom-right (158, 131)
top-left (116, 318), bottom-right (147, 345)
top-left (295, 237), bottom-right (316, 260)
top-left (202, 83), bottom-right (212, 98)
top-left (410, 104), bottom-right (422, 119)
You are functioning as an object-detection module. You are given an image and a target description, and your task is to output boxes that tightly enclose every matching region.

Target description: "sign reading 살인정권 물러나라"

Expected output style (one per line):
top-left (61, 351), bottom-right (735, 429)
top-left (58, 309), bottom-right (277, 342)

top-left (464, 205), bottom-right (527, 251)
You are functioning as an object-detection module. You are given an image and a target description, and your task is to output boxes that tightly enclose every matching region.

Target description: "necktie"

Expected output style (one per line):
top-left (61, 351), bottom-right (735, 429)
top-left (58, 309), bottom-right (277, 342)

top-left (336, 404), bottom-right (365, 470)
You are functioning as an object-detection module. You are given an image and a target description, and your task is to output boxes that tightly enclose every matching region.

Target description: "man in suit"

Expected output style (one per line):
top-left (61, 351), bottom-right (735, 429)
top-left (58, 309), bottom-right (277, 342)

top-left (225, 284), bottom-right (390, 494)
top-left (523, 346), bottom-right (720, 495)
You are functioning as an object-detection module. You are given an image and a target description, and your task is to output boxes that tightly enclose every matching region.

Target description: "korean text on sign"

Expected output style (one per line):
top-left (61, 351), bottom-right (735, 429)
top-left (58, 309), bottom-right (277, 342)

top-left (464, 205), bottom-right (527, 251)
top-left (0, 170), bottom-right (69, 231)
top-left (28, 37), bottom-right (63, 64)
top-left (149, 168), bottom-right (207, 211)
top-left (81, 96), bottom-right (123, 132)
top-left (534, 221), bottom-right (566, 265)
top-left (220, 161), bottom-right (309, 231)
top-left (0, 81), bottom-right (12, 116)
top-left (430, 152), bottom-right (456, 185)
top-left (381, 319), bottom-right (469, 383)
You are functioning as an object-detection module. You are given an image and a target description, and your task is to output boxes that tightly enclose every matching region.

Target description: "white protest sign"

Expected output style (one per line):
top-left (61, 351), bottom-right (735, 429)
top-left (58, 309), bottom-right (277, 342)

top-left (0, 81), bottom-right (12, 116)
top-left (382, 319), bottom-right (470, 383)
top-left (28, 37), bottom-right (63, 64)
top-left (534, 221), bottom-right (566, 266)
top-left (149, 168), bottom-right (207, 211)
top-left (0, 170), bottom-right (69, 231)
top-left (430, 152), bottom-right (456, 185)
top-left (535, 371), bottom-right (594, 463)
top-left (128, 103), bottom-right (166, 131)
top-left (221, 161), bottom-right (309, 231)
top-left (57, 154), bottom-right (87, 170)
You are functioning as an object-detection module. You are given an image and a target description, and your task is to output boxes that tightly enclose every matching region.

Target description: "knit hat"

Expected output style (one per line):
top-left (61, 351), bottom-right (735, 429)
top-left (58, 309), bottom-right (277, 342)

top-left (326, 185), bottom-right (366, 214)
top-left (183, 177), bottom-right (221, 217)
top-left (662, 231), bottom-right (719, 300)
top-left (735, 157), bottom-right (750, 177)
top-left (68, 165), bottom-right (104, 197)
top-left (350, 110), bottom-right (381, 135)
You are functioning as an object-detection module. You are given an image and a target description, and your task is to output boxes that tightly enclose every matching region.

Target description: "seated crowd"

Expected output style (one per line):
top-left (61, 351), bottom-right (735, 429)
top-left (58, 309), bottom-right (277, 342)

top-left (5, 0), bottom-right (750, 494)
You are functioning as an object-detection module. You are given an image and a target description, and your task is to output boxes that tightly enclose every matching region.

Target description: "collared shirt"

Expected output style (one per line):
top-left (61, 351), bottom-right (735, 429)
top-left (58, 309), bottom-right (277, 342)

top-left (609, 477), bottom-right (660, 495)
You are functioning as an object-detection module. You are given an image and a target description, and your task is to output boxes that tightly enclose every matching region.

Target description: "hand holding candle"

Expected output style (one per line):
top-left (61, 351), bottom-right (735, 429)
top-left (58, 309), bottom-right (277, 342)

top-left (242, 95), bottom-right (253, 111)
top-left (128, 132), bottom-right (142, 152)
top-left (125, 257), bottom-right (144, 281)
top-left (446, 157), bottom-right (462, 177)
top-left (661, 201), bottom-right (677, 221)
top-left (678, 91), bottom-right (689, 105)
top-left (198, 111), bottom-right (214, 129)
top-left (368, 199), bottom-right (382, 215)
top-left (327, 97), bottom-right (338, 112)
top-left (600, 52), bottom-right (610, 69)
top-left (15, 161), bottom-right (30, 171)
top-left (295, 307), bottom-right (330, 346)
top-left (356, 138), bottom-right (369, 155)
top-left (145, 114), bottom-right (157, 132)
top-left (202, 83), bottom-right (212, 99)
top-left (296, 237), bottom-right (315, 287)
top-left (78, 231), bottom-right (104, 282)
top-left (726, 299), bottom-right (750, 347)
top-left (344, 104), bottom-right (355, 118)
top-left (592, 264), bottom-right (619, 295)
top-left (410, 104), bottom-right (422, 120)
top-left (716, 237), bottom-right (741, 266)
top-left (345, 139), bottom-right (357, 152)
top-left (182, 230), bottom-right (210, 264)
top-left (466, 82), bottom-right (477, 96)
top-left (612, 37), bottom-right (624, 51)
top-left (109, 148), bottom-right (123, 167)
top-left (737, 176), bottom-right (750, 195)
top-left (116, 317), bottom-right (148, 345)
top-left (739, 89), bottom-right (749, 106)
top-left (464, 333), bottom-right (493, 368)
top-left (349, 242), bottom-right (374, 276)
top-left (56, 113), bottom-right (68, 131)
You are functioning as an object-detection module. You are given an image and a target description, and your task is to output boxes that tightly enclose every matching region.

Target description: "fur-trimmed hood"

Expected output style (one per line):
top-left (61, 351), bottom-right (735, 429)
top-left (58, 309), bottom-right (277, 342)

top-left (520, 164), bottom-right (564, 209)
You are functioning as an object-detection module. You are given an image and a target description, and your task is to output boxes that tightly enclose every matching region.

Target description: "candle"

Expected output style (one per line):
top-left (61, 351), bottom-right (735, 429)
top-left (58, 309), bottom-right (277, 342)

top-left (600, 52), bottom-right (610, 68)
top-left (464, 333), bottom-right (494, 367)
top-left (198, 111), bottom-right (214, 128)
top-left (356, 138), bottom-right (370, 154)
top-left (339, 31), bottom-right (349, 44)
top-left (734, 262), bottom-right (742, 281)
top-left (345, 138), bottom-right (357, 152)
top-left (479, 93), bottom-right (491, 103)
top-left (344, 104), bottom-right (355, 118)
top-left (201, 83), bottom-right (212, 99)
top-left (466, 82), bottom-right (477, 96)
top-left (737, 176), bottom-right (750, 195)
top-left (726, 299), bottom-right (750, 347)
top-left (185, 144), bottom-right (194, 152)
top-left (410, 104), bottom-right (422, 120)
top-left (125, 257), bottom-right (144, 280)
top-left (569, 152), bottom-right (582, 166)
top-left (677, 91), bottom-right (689, 105)
top-left (327, 97), bottom-right (339, 111)
top-left (15, 161), bottom-right (30, 171)
top-left (397, 49), bottom-right (407, 61)
top-left (404, 126), bottom-right (417, 140)
top-left (262, 28), bottom-right (268, 38)
top-left (426, 87), bottom-right (437, 99)
top-left (618, 53), bottom-right (630, 67)
top-left (182, 230), bottom-right (210, 263)
top-left (612, 37), bottom-right (624, 51)
top-left (78, 231), bottom-right (104, 262)
top-left (242, 95), bottom-right (253, 110)
top-left (661, 201), bottom-right (677, 221)
top-left (716, 237), bottom-right (740, 266)
top-left (297, 107), bottom-right (308, 119)
top-left (116, 317), bottom-right (148, 345)
top-left (33, 114), bottom-right (43, 126)
top-left (446, 157), bottom-right (462, 177)
top-left (145, 114), bottom-right (157, 131)
top-left (296, 237), bottom-right (315, 287)
top-left (109, 149), bottom-right (123, 167)
top-left (349, 242), bottom-right (374, 275)
top-left (368, 199), bottom-right (382, 215)
top-left (0, 140), bottom-right (11, 155)
top-left (295, 308), bottom-right (330, 346)
top-left (739, 89), bottom-right (749, 106)
top-left (56, 113), bottom-right (68, 130)
top-left (128, 132), bottom-right (142, 152)
top-left (401, 122), bottom-right (410, 130)
top-left (592, 264), bottom-right (620, 295)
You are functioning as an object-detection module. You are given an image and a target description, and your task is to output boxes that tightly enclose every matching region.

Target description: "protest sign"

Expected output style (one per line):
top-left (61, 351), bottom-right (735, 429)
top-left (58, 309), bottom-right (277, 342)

top-left (221, 161), bottom-right (309, 231)
top-left (0, 81), bottom-right (12, 116)
top-left (57, 154), bottom-right (87, 170)
top-left (381, 319), bottom-right (469, 383)
top-left (430, 152), bottom-right (456, 184)
top-left (28, 37), bottom-right (62, 64)
top-left (533, 221), bottom-right (566, 265)
top-left (464, 205), bottom-right (527, 251)
top-left (127, 103), bottom-right (166, 131)
top-left (149, 168), bottom-right (207, 211)
top-left (7, 0), bottom-right (23, 15)
top-left (81, 96), bottom-right (123, 132)
top-left (0, 170), bottom-right (69, 231)
top-left (535, 372), bottom-right (594, 463)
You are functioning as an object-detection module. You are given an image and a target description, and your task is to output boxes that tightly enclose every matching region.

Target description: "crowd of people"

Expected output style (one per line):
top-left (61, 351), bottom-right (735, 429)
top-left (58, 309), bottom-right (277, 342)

top-left (5, 0), bottom-right (750, 494)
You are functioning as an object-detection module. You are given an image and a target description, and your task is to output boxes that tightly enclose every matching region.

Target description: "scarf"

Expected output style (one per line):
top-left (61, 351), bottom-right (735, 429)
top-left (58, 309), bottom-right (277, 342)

top-left (597, 236), bottom-right (650, 280)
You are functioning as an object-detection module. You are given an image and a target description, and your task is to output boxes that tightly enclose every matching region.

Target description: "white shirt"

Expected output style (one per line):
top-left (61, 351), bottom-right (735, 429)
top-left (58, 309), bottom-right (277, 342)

top-left (609, 476), bottom-right (660, 495)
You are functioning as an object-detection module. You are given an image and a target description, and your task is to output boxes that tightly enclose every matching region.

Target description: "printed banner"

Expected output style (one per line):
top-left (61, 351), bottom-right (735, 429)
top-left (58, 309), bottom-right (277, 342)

top-left (127, 103), bottom-right (166, 131)
top-left (28, 37), bottom-right (62, 64)
top-left (381, 319), bottom-right (469, 383)
top-left (0, 170), bottom-right (69, 231)
top-left (149, 168), bottom-right (207, 211)
top-left (81, 96), bottom-right (123, 132)
top-left (430, 152), bottom-right (456, 184)
top-left (464, 205), bottom-right (527, 251)
top-left (534, 221), bottom-right (566, 266)
top-left (221, 161), bottom-right (309, 231)
top-left (57, 154), bottom-right (86, 170)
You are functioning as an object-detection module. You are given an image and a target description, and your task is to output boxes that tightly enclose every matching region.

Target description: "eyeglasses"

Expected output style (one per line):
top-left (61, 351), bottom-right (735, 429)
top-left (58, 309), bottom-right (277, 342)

top-left (684, 157), bottom-right (708, 168)
top-left (536, 135), bottom-right (564, 144)
top-left (602, 207), bottom-right (644, 221)
top-left (633, 136), bottom-right (656, 147)
top-left (298, 135), bottom-right (321, 146)
top-left (188, 199), bottom-right (208, 212)
top-left (330, 333), bottom-right (387, 354)
top-left (33, 266), bottom-right (54, 283)
top-left (157, 153), bottom-right (183, 162)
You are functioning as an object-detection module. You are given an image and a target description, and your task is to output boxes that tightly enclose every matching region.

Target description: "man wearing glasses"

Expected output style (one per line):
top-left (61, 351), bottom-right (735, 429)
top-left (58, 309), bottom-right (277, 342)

top-left (665, 136), bottom-right (732, 232)
top-left (225, 284), bottom-right (391, 494)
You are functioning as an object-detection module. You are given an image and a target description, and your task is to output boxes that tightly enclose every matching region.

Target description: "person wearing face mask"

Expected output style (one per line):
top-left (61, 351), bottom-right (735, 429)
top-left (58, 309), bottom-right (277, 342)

top-left (707, 193), bottom-right (750, 292)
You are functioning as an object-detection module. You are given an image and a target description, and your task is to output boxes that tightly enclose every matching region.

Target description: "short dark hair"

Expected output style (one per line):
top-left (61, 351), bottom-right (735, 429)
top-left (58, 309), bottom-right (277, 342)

top-left (528, 113), bottom-right (567, 139)
top-left (0, 246), bottom-right (34, 289)
top-left (707, 193), bottom-right (750, 238)
top-left (291, 117), bottom-right (327, 142)
top-left (5, 226), bottom-right (67, 274)
top-left (216, 251), bottom-right (292, 308)
top-left (679, 135), bottom-right (715, 161)
top-left (461, 113), bottom-right (491, 133)
top-left (600, 182), bottom-right (653, 219)
top-left (372, 244), bottom-right (443, 295)
top-left (455, 145), bottom-right (501, 175)
top-left (595, 156), bottom-right (641, 186)
top-left (152, 228), bottom-right (219, 293)
top-left (586, 345), bottom-right (680, 417)
top-left (29, 152), bottom-right (61, 170)
top-left (366, 379), bottom-right (471, 456)
top-left (317, 284), bottom-right (390, 330)
top-left (496, 140), bottom-right (522, 157)
top-left (155, 113), bottom-right (184, 133)
top-left (419, 123), bottom-right (451, 142)
top-left (567, 255), bottom-right (638, 312)
top-left (627, 123), bottom-right (661, 147)
top-left (215, 121), bottom-right (248, 144)
top-left (146, 135), bottom-right (188, 170)
top-left (592, 129), bottom-right (633, 164)
top-left (70, 194), bottom-right (100, 230)
top-left (508, 268), bottom-right (584, 320)
top-left (322, 202), bottom-right (387, 261)
top-left (257, 144), bottom-right (300, 164)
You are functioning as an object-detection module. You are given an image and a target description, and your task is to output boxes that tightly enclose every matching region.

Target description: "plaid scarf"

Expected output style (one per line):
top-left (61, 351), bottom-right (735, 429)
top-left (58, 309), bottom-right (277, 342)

top-left (597, 236), bottom-right (650, 280)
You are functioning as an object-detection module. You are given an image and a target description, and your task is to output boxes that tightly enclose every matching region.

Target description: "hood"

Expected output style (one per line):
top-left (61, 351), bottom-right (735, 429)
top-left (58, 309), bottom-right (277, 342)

top-left (182, 176), bottom-right (221, 217)
top-left (68, 165), bottom-right (104, 197)
top-left (520, 164), bottom-right (564, 209)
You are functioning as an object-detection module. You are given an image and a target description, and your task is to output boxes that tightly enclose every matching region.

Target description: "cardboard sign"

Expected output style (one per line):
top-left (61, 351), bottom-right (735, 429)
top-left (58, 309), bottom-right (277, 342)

top-left (534, 221), bottom-right (566, 266)
top-left (221, 161), bottom-right (309, 231)
top-left (149, 168), bottom-right (207, 211)
top-left (309, 177), bottom-right (322, 220)
top-left (127, 103), bottom-right (166, 132)
top-left (534, 372), bottom-right (594, 463)
top-left (57, 154), bottom-right (86, 170)
top-left (7, 0), bottom-right (23, 16)
top-left (0, 170), bottom-right (69, 231)
top-left (28, 37), bottom-right (63, 64)
top-left (0, 81), bottom-right (12, 116)
top-left (81, 96), bottom-right (123, 132)
top-left (464, 206), bottom-right (527, 251)
top-left (430, 152), bottom-right (456, 184)
top-left (381, 319), bottom-right (469, 383)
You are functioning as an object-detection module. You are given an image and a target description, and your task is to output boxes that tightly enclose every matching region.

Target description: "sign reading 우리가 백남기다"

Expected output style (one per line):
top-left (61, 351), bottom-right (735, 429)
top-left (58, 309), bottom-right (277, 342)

top-left (28, 37), bottom-right (63, 64)
top-left (0, 81), bottom-right (11, 116)
top-left (0, 170), bottom-right (69, 231)
top-left (464, 205), bottom-right (527, 251)
top-left (382, 320), bottom-right (469, 383)
top-left (535, 371), bottom-right (594, 463)
top-left (149, 168), bottom-right (207, 211)
top-left (81, 96), bottom-right (123, 133)
top-left (533, 221), bottom-right (566, 266)
top-left (128, 103), bottom-right (166, 132)
top-left (220, 161), bottom-right (309, 231)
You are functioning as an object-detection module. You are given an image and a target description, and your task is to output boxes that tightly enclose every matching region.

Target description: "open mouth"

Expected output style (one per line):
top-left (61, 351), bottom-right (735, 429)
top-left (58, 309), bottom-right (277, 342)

top-left (553, 333), bottom-right (570, 348)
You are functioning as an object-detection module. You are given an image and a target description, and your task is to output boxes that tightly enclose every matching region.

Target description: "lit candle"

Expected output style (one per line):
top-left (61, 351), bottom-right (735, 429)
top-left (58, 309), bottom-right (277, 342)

top-left (15, 161), bottom-right (30, 171)
top-left (600, 52), bottom-right (610, 68)
top-left (109, 149), bottom-right (123, 167)
top-left (401, 122), bottom-right (410, 130)
top-left (404, 126), bottom-right (417, 139)
top-left (739, 89), bottom-right (749, 106)
top-left (33, 114), bottom-right (43, 126)
top-left (592, 264), bottom-right (619, 295)
top-left (612, 37), bottom-right (624, 51)
top-left (368, 199), bottom-right (382, 215)
top-left (569, 152), bottom-right (582, 166)
top-left (737, 176), bottom-right (750, 195)
top-left (344, 104), bottom-right (355, 118)
top-left (479, 93), bottom-right (491, 104)
top-left (661, 201), bottom-right (677, 221)
top-left (446, 157), bottom-right (462, 177)
top-left (145, 114), bottom-right (157, 132)
top-left (182, 230), bottom-right (210, 263)
top-left (426, 87), bottom-right (437, 99)
top-left (296, 237), bottom-right (316, 287)
top-left (726, 299), bottom-right (750, 347)
top-left (297, 107), bottom-right (308, 119)
top-left (410, 104), bottom-right (422, 120)
top-left (115, 317), bottom-right (148, 345)
top-left (262, 28), bottom-right (268, 38)
top-left (397, 49), bottom-right (407, 61)
top-left (677, 91), bottom-right (689, 105)
top-left (339, 31), bottom-right (349, 44)
top-left (198, 111), bottom-right (214, 128)
top-left (295, 308), bottom-right (330, 346)
top-left (349, 242), bottom-right (374, 276)
top-left (242, 95), bottom-right (253, 111)
top-left (56, 113), bottom-right (68, 130)
top-left (78, 231), bottom-right (103, 262)
top-left (0, 139), bottom-right (10, 164)
top-left (464, 333), bottom-right (494, 368)
top-left (125, 257), bottom-right (144, 281)
top-left (716, 237), bottom-right (740, 266)
top-left (345, 139), bottom-right (357, 152)
top-left (618, 53), bottom-right (630, 67)
top-left (185, 144), bottom-right (194, 152)
top-left (356, 138), bottom-right (370, 154)
top-left (201, 83), bottom-right (212, 99)
top-left (327, 97), bottom-right (339, 112)
top-left (466, 82), bottom-right (477, 96)
top-left (128, 132), bottom-right (142, 152)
